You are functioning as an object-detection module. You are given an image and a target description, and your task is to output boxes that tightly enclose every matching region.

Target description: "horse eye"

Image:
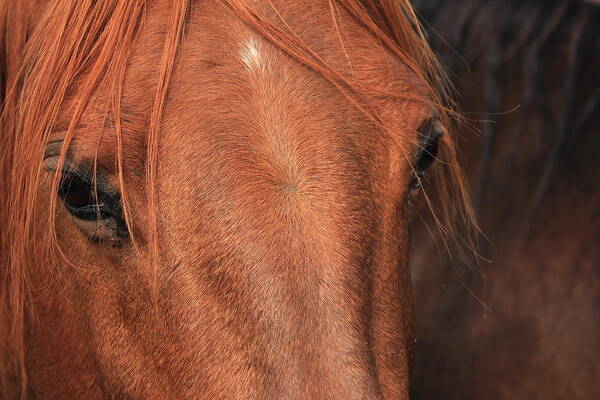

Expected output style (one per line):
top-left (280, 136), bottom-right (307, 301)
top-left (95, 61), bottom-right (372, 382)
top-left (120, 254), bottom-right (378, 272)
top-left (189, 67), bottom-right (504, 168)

top-left (58, 172), bottom-right (110, 220)
top-left (411, 119), bottom-right (443, 190)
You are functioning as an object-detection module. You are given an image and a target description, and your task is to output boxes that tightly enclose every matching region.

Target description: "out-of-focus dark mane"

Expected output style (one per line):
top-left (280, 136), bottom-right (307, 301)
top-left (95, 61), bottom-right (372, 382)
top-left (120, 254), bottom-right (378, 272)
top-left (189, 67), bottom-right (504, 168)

top-left (416, 0), bottom-right (598, 228)
top-left (410, 1), bottom-right (599, 398)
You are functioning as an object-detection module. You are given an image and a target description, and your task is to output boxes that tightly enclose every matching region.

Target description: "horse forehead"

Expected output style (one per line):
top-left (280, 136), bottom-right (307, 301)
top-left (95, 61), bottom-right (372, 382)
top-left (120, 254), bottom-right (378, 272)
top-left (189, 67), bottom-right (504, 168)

top-left (129, 0), bottom-right (425, 126)
top-left (131, 0), bottom-right (421, 90)
top-left (110, 0), bottom-right (429, 172)
top-left (60, 0), bottom-right (427, 169)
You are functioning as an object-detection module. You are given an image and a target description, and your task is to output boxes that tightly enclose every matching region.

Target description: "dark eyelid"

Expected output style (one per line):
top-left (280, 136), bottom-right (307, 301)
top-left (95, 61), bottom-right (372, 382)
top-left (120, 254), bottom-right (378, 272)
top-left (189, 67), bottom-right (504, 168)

top-left (60, 166), bottom-right (115, 200)
top-left (418, 116), bottom-right (442, 141)
top-left (43, 149), bottom-right (109, 195)
top-left (43, 139), bottom-right (66, 160)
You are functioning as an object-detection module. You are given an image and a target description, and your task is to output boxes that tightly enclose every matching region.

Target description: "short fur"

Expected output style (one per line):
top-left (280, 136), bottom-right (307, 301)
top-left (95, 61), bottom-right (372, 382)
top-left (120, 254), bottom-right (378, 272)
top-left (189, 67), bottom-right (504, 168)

top-left (1, 0), bottom-right (472, 398)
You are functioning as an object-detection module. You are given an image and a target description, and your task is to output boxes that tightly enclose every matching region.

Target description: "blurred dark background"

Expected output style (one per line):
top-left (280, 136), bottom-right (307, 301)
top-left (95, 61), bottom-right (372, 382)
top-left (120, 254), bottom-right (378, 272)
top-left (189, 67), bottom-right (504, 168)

top-left (409, 1), bottom-right (599, 398)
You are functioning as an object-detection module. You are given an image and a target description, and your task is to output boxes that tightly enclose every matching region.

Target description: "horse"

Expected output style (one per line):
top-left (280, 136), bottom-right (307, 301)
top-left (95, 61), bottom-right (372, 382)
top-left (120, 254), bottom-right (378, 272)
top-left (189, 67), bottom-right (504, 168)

top-left (410, 1), bottom-right (600, 398)
top-left (0, 0), bottom-right (474, 398)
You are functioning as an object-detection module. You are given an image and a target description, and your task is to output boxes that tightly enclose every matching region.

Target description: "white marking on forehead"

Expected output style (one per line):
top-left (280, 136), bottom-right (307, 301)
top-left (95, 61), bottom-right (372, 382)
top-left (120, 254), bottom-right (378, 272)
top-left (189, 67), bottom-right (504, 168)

top-left (240, 37), bottom-right (264, 73)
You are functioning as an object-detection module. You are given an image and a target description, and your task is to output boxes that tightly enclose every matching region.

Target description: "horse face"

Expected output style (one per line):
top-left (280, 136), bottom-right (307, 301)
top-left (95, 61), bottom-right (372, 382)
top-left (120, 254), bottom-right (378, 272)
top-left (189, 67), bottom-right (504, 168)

top-left (30, 1), bottom-right (435, 398)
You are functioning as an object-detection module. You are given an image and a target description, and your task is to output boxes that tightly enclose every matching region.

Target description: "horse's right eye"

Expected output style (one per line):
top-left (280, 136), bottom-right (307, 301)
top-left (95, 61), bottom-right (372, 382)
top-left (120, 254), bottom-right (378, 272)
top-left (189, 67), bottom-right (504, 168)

top-left (58, 172), bottom-right (111, 221)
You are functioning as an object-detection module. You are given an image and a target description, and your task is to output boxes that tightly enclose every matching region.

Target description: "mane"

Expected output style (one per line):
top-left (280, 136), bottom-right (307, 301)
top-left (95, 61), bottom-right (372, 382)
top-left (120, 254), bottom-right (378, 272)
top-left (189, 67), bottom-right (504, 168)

top-left (0, 0), bottom-right (474, 395)
top-left (414, 0), bottom-right (599, 228)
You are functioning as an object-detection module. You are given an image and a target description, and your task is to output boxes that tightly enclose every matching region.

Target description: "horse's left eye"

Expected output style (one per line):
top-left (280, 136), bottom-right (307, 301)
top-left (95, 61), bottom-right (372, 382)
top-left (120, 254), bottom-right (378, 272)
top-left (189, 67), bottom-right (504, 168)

top-left (58, 172), bottom-right (112, 220)
top-left (411, 119), bottom-right (443, 190)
